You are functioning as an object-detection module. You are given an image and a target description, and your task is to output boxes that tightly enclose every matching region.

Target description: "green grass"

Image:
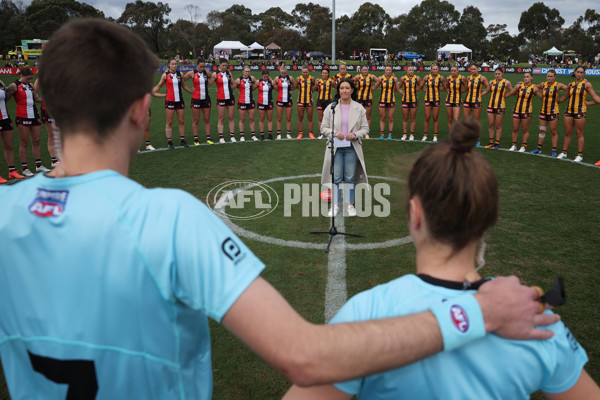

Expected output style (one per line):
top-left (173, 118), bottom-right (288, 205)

top-left (0, 71), bottom-right (599, 400)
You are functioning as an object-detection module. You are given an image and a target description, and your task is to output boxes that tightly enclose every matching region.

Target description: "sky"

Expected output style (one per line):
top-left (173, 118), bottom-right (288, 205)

top-left (29, 0), bottom-right (599, 37)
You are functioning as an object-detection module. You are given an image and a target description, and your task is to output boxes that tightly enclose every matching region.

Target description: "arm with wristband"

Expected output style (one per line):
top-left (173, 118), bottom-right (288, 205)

top-left (224, 275), bottom-right (556, 387)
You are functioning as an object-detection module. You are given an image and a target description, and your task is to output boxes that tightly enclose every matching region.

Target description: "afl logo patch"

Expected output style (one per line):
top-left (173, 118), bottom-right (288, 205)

top-left (29, 188), bottom-right (69, 217)
top-left (450, 305), bottom-right (469, 333)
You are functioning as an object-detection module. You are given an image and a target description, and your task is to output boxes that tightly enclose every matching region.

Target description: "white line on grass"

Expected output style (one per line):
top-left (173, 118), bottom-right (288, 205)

top-left (325, 212), bottom-right (348, 322)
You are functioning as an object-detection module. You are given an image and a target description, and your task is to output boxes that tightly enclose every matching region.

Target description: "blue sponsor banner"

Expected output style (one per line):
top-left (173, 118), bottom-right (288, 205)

top-left (532, 67), bottom-right (600, 76)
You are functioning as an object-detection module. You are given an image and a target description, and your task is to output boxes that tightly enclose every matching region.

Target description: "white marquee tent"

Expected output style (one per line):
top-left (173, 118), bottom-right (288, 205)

top-left (437, 44), bottom-right (472, 61)
top-left (213, 41), bottom-right (251, 57)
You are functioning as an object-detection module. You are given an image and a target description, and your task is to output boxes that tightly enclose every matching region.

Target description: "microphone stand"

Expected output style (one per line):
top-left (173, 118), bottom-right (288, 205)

top-left (310, 100), bottom-right (363, 253)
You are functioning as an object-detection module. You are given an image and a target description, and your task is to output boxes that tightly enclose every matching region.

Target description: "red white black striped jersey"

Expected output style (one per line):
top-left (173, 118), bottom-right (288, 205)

top-left (13, 80), bottom-right (37, 119)
top-left (215, 71), bottom-right (233, 101)
top-left (192, 69), bottom-right (210, 100)
top-left (237, 76), bottom-right (254, 104)
top-left (257, 80), bottom-right (273, 105)
top-left (277, 75), bottom-right (292, 103)
top-left (165, 71), bottom-right (183, 102)
top-left (0, 85), bottom-right (9, 120)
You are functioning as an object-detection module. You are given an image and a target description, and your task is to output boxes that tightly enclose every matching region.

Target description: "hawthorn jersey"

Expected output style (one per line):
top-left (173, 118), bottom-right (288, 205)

top-left (379, 76), bottom-right (396, 103)
top-left (13, 81), bottom-right (38, 119)
top-left (316, 78), bottom-right (334, 101)
top-left (192, 69), bottom-right (210, 101)
top-left (487, 79), bottom-right (508, 109)
top-left (334, 73), bottom-right (352, 84)
top-left (446, 75), bottom-right (463, 103)
top-left (540, 82), bottom-right (560, 115)
top-left (165, 71), bottom-right (183, 102)
top-left (276, 75), bottom-right (292, 103)
top-left (513, 84), bottom-right (536, 114)
top-left (355, 74), bottom-right (376, 101)
top-left (296, 75), bottom-right (314, 104)
top-left (566, 80), bottom-right (588, 114)
top-left (237, 76), bottom-right (254, 104)
top-left (215, 71), bottom-right (234, 101)
top-left (401, 75), bottom-right (419, 103)
top-left (257, 80), bottom-right (273, 106)
top-left (465, 74), bottom-right (483, 103)
top-left (0, 85), bottom-right (9, 120)
top-left (424, 74), bottom-right (442, 103)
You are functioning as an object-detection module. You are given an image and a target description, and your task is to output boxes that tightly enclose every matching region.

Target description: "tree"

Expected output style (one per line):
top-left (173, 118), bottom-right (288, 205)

top-left (16, 0), bottom-right (103, 39)
top-left (256, 8), bottom-right (295, 46)
top-left (560, 17), bottom-right (595, 60)
top-left (455, 6), bottom-right (488, 59)
top-left (401, 0), bottom-right (460, 58)
top-left (118, 1), bottom-right (171, 52)
top-left (583, 9), bottom-right (600, 52)
top-left (347, 2), bottom-right (390, 51)
top-left (292, 3), bottom-right (331, 50)
top-left (518, 2), bottom-right (564, 47)
top-left (385, 14), bottom-right (409, 53)
top-left (0, 0), bottom-right (22, 55)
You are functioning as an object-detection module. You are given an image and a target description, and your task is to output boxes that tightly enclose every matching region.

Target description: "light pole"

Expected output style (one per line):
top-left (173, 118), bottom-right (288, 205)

top-left (331, 0), bottom-right (336, 65)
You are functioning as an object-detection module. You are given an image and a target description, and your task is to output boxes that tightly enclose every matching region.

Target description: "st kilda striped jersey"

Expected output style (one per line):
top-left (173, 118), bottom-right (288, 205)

top-left (257, 79), bottom-right (273, 105)
top-left (215, 70), bottom-right (234, 101)
top-left (513, 83), bottom-right (535, 114)
top-left (165, 71), bottom-right (183, 102)
top-left (192, 69), bottom-right (210, 100)
top-left (13, 81), bottom-right (38, 119)
top-left (566, 79), bottom-right (588, 114)
top-left (277, 75), bottom-right (292, 103)
top-left (487, 79), bottom-right (508, 109)
top-left (540, 81), bottom-right (559, 115)
top-left (0, 84), bottom-right (9, 120)
top-left (237, 76), bottom-right (254, 104)
top-left (465, 74), bottom-right (483, 103)
top-left (446, 75), bottom-right (463, 103)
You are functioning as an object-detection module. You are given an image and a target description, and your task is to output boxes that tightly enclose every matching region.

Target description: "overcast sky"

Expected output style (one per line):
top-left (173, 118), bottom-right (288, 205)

top-left (33, 0), bottom-right (599, 36)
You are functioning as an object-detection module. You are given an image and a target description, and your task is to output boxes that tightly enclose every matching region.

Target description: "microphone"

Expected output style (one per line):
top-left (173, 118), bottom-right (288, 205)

top-left (330, 99), bottom-right (338, 114)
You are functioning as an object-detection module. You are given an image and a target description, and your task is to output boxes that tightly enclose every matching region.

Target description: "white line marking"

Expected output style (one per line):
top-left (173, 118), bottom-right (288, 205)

top-left (325, 212), bottom-right (347, 322)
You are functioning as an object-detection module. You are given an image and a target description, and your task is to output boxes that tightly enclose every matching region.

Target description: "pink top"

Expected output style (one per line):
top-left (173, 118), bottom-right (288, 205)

top-left (340, 103), bottom-right (350, 135)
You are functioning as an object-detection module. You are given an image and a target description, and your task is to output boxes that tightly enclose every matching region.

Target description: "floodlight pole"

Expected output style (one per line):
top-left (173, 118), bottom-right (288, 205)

top-left (331, 0), bottom-right (336, 65)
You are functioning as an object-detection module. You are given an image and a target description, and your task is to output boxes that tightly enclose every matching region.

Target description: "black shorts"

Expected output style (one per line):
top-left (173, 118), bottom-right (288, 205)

top-left (41, 109), bottom-right (54, 124)
top-left (297, 102), bottom-right (313, 108)
top-left (16, 116), bottom-right (41, 126)
top-left (564, 112), bottom-right (586, 119)
top-left (402, 101), bottom-right (418, 109)
top-left (0, 118), bottom-right (13, 131)
top-left (218, 99), bottom-right (235, 107)
top-left (424, 101), bottom-right (440, 107)
top-left (356, 99), bottom-right (373, 108)
top-left (539, 113), bottom-right (558, 122)
top-left (258, 103), bottom-right (273, 111)
top-left (463, 102), bottom-right (481, 109)
top-left (192, 98), bottom-right (211, 109)
top-left (512, 112), bottom-right (531, 120)
top-left (445, 102), bottom-right (461, 108)
top-left (277, 100), bottom-right (293, 108)
top-left (487, 107), bottom-right (505, 115)
top-left (316, 100), bottom-right (332, 110)
top-left (378, 102), bottom-right (395, 109)
top-left (238, 102), bottom-right (256, 110)
top-left (165, 101), bottom-right (185, 110)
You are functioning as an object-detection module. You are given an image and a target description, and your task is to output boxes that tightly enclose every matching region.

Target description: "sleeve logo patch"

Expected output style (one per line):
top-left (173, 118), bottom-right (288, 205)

top-left (450, 305), bottom-right (469, 333)
top-left (29, 189), bottom-right (69, 217)
top-left (222, 237), bottom-right (246, 265)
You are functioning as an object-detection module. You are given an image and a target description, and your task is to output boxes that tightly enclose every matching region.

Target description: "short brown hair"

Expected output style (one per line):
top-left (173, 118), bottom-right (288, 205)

top-left (20, 67), bottom-right (33, 76)
top-left (408, 118), bottom-right (498, 250)
top-left (39, 19), bottom-right (158, 141)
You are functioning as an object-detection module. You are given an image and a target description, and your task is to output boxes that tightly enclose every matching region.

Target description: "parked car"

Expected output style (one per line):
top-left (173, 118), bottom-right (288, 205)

top-left (308, 51), bottom-right (331, 60)
top-left (398, 51), bottom-right (424, 60)
top-left (233, 52), bottom-right (260, 60)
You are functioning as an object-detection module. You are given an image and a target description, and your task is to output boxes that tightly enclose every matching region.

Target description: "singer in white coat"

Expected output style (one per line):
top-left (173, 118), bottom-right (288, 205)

top-left (320, 78), bottom-right (369, 217)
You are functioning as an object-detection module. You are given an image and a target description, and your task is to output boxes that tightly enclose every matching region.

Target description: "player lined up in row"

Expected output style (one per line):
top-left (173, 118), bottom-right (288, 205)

top-left (152, 59), bottom-right (600, 164)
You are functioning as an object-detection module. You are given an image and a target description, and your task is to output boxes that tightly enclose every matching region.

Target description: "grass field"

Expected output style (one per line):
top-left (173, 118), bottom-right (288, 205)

top-left (1, 70), bottom-right (599, 399)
